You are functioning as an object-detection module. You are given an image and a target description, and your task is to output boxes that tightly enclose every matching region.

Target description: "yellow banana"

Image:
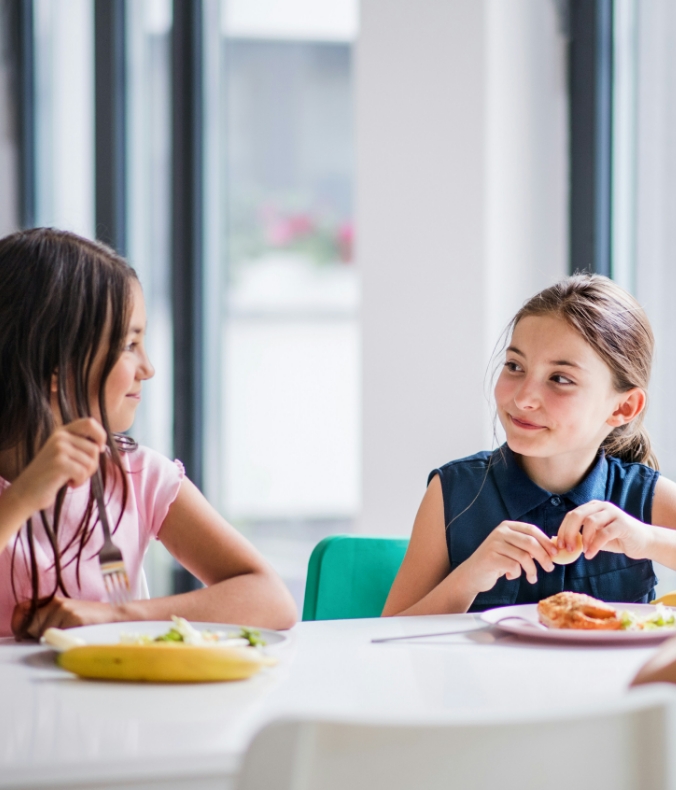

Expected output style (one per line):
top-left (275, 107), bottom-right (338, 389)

top-left (57, 643), bottom-right (274, 683)
top-left (653, 591), bottom-right (676, 607)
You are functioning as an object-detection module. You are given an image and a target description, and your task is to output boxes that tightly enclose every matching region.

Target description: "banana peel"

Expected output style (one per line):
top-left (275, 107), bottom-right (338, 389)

top-left (57, 643), bottom-right (276, 683)
top-left (652, 591), bottom-right (676, 607)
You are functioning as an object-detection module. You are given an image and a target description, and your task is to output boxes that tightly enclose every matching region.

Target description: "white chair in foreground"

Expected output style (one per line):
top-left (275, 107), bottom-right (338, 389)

top-left (236, 686), bottom-right (676, 790)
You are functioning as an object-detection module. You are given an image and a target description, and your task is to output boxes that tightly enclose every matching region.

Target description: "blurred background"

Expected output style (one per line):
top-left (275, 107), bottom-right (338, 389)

top-left (0, 0), bottom-right (675, 606)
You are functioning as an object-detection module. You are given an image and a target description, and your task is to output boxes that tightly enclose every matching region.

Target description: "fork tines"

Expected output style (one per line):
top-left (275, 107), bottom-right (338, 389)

top-left (100, 560), bottom-right (132, 606)
top-left (92, 468), bottom-right (132, 606)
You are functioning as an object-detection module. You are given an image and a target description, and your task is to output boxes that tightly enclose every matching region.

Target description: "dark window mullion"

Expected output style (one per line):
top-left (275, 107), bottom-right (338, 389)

top-left (94, 0), bottom-right (127, 254)
top-left (12, 0), bottom-right (36, 229)
top-left (569, 0), bottom-right (614, 276)
top-left (171, 0), bottom-right (204, 593)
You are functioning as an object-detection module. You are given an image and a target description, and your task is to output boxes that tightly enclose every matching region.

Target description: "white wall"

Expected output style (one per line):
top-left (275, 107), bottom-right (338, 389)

top-left (635, 0), bottom-right (676, 483)
top-left (633, 0), bottom-right (676, 598)
top-left (358, 0), bottom-right (568, 536)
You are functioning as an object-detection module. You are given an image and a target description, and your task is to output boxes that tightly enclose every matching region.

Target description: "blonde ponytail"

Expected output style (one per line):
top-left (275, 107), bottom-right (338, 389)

top-left (603, 423), bottom-right (658, 470)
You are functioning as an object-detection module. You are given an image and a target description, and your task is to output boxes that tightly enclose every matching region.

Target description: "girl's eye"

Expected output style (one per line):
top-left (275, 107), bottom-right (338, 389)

top-left (551, 374), bottom-right (574, 385)
top-left (124, 341), bottom-right (137, 352)
top-left (504, 361), bottom-right (523, 373)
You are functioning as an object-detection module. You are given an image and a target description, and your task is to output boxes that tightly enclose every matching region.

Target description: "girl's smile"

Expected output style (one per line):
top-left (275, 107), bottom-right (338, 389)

top-left (508, 415), bottom-right (547, 431)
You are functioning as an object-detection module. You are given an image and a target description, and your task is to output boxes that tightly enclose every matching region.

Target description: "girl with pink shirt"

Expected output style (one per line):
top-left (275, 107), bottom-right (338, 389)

top-left (0, 227), bottom-right (297, 639)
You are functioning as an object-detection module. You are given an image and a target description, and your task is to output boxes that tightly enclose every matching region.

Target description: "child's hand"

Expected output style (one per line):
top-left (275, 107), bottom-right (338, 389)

top-left (10, 418), bottom-right (107, 515)
top-left (557, 500), bottom-right (652, 561)
top-left (11, 597), bottom-right (123, 640)
top-left (462, 521), bottom-right (558, 594)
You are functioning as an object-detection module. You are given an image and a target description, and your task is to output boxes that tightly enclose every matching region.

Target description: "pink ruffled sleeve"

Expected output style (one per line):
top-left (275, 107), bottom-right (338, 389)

top-left (126, 446), bottom-right (185, 541)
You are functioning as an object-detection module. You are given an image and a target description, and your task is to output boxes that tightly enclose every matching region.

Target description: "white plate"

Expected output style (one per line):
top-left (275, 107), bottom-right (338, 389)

top-left (59, 621), bottom-right (288, 649)
top-left (481, 603), bottom-right (676, 644)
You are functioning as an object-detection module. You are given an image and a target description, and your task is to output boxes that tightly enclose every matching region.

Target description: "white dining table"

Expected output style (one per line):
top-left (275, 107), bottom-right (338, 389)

top-left (0, 614), bottom-right (667, 789)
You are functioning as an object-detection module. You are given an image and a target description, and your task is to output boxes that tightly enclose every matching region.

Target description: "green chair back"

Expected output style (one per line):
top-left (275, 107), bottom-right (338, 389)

top-left (302, 535), bottom-right (409, 621)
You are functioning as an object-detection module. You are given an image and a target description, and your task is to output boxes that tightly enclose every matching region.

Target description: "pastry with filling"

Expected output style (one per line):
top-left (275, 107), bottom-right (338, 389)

top-left (537, 591), bottom-right (622, 630)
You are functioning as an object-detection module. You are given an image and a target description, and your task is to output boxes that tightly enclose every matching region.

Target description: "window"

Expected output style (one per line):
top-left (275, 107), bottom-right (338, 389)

top-left (15, 0), bottom-right (360, 605)
top-left (219, 1), bottom-right (359, 605)
top-left (34, 0), bottom-right (94, 236)
top-left (126, 0), bottom-right (175, 596)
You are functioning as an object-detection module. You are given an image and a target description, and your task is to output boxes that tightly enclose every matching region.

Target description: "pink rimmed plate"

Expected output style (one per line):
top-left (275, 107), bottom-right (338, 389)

top-left (481, 603), bottom-right (676, 644)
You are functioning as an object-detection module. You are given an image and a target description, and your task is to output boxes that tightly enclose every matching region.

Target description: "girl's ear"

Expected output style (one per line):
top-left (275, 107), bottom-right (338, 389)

top-left (50, 371), bottom-right (58, 393)
top-left (607, 388), bottom-right (646, 427)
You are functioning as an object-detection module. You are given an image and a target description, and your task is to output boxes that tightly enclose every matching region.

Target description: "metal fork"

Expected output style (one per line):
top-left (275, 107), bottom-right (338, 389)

top-left (372, 626), bottom-right (491, 643)
top-left (91, 468), bottom-right (132, 605)
top-left (494, 615), bottom-right (548, 631)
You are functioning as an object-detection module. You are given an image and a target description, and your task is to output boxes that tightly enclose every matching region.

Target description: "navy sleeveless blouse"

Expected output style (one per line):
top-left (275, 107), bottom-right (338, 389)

top-left (429, 445), bottom-right (659, 612)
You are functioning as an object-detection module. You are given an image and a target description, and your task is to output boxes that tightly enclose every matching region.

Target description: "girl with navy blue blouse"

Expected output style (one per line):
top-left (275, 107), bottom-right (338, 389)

top-left (383, 275), bottom-right (676, 615)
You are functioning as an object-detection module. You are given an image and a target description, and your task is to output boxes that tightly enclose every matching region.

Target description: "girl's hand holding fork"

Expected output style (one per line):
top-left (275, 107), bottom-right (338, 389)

top-left (0, 419), bottom-right (107, 557)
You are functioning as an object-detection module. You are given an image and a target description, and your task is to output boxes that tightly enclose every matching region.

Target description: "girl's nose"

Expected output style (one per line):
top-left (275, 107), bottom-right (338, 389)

top-left (139, 349), bottom-right (155, 380)
top-left (513, 377), bottom-right (541, 410)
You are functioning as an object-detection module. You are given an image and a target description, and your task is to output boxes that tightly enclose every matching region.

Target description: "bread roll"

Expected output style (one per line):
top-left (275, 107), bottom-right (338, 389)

top-left (551, 533), bottom-right (583, 565)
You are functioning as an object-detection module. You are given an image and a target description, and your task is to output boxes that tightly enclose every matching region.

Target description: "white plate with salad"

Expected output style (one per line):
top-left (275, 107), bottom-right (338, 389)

top-left (42, 618), bottom-right (288, 652)
top-left (481, 603), bottom-right (676, 644)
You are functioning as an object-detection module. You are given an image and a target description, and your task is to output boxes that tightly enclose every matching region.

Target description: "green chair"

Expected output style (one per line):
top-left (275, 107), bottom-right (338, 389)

top-left (302, 535), bottom-right (409, 621)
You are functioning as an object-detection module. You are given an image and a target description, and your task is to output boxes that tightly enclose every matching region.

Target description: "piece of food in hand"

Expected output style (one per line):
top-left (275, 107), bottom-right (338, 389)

top-left (57, 643), bottom-right (276, 683)
top-left (537, 592), bottom-right (622, 630)
top-left (550, 533), bottom-right (583, 565)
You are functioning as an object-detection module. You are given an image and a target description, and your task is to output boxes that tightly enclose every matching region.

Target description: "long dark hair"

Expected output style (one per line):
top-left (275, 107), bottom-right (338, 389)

top-left (0, 227), bottom-right (138, 635)
top-left (510, 274), bottom-right (657, 469)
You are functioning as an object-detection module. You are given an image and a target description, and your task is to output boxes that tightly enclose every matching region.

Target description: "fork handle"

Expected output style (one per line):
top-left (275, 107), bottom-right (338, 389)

top-left (372, 626), bottom-right (490, 643)
top-left (91, 468), bottom-right (113, 541)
